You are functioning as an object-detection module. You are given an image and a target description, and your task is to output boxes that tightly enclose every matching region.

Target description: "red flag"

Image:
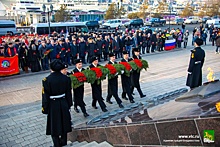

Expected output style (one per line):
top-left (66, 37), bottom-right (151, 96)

top-left (0, 55), bottom-right (19, 76)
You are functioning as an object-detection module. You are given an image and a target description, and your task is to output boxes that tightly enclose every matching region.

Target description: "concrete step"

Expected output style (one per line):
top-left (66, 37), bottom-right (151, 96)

top-left (65, 141), bottom-right (113, 147)
top-left (98, 141), bottom-right (113, 147)
top-left (71, 141), bottom-right (88, 147)
top-left (81, 141), bottom-right (99, 147)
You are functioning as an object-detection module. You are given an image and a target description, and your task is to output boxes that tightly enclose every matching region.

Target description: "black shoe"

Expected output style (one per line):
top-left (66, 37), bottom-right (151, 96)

top-left (140, 95), bottom-right (146, 98)
top-left (106, 100), bottom-right (113, 104)
top-left (92, 106), bottom-right (98, 109)
top-left (130, 100), bottom-right (135, 103)
top-left (119, 104), bottom-right (124, 108)
top-left (122, 97), bottom-right (128, 100)
top-left (83, 113), bottom-right (89, 117)
top-left (102, 108), bottom-right (108, 112)
top-left (74, 107), bottom-right (79, 113)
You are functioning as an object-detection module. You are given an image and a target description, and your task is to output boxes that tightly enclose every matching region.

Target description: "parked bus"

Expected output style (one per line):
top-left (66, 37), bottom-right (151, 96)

top-left (30, 22), bottom-right (89, 35)
top-left (0, 20), bottom-right (17, 36)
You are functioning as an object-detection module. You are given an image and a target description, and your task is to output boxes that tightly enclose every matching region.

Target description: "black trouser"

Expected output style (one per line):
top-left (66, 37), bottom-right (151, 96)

top-left (151, 45), bottom-right (156, 52)
top-left (131, 86), bottom-right (144, 97)
top-left (91, 83), bottom-right (106, 110)
top-left (142, 46), bottom-right (146, 54)
top-left (216, 46), bottom-right (219, 52)
top-left (113, 50), bottom-right (119, 59)
top-left (121, 76), bottom-right (134, 101)
top-left (146, 46), bottom-right (151, 53)
top-left (212, 39), bottom-right (215, 46)
top-left (104, 52), bottom-right (108, 61)
top-left (51, 133), bottom-right (67, 147)
top-left (184, 42), bottom-right (187, 48)
top-left (106, 78), bottom-right (122, 105)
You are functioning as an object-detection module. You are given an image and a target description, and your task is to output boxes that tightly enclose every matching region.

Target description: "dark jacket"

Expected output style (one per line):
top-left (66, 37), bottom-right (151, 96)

top-left (42, 71), bottom-right (73, 135)
top-left (72, 68), bottom-right (86, 107)
top-left (131, 55), bottom-right (142, 87)
top-left (112, 39), bottom-right (120, 51)
top-left (87, 42), bottom-right (97, 57)
top-left (70, 43), bottom-right (78, 57)
top-left (96, 40), bottom-right (104, 55)
top-left (186, 47), bottom-right (205, 88)
top-left (78, 41), bottom-right (87, 57)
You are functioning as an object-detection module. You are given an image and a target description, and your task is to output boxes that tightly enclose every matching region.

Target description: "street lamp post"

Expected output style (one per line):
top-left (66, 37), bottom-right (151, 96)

top-left (168, 4), bottom-right (172, 31)
top-left (42, 4), bottom-right (53, 35)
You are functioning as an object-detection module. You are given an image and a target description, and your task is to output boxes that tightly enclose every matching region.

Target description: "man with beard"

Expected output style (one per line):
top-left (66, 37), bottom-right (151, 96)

top-left (89, 56), bottom-right (108, 112)
top-left (5, 42), bottom-right (17, 57)
top-left (106, 53), bottom-right (124, 108)
top-left (121, 51), bottom-right (135, 103)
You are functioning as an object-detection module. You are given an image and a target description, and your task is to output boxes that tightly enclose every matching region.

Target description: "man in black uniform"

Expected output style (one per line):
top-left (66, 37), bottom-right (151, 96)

top-left (121, 51), bottom-right (135, 103)
top-left (72, 59), bottom-right (89, 117)
top-left (186, 38), bottom-right (205, 90)
top-left (42, 59), bottom-right (73, 147)
top-left (106, 53), bottom-right (124, 108)
top-left (89, 56), bottom-right (108, 112)
top-left (131, 48), bottom-right (146, 98)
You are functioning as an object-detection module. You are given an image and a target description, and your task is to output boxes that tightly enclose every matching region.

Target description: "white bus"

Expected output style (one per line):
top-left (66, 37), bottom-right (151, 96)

top-left (0, 20), bottom-right (17, 36)
top-left (30, 22), bottom-right (89, 35)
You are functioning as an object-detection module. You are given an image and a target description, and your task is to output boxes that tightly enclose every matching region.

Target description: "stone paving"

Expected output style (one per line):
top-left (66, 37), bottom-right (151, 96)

top-left (0, 39), bottom-right (220, 147)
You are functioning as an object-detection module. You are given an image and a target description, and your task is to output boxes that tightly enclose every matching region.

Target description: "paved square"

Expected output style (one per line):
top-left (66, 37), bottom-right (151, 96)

top-left (0, 38), bottom-right (220, 146)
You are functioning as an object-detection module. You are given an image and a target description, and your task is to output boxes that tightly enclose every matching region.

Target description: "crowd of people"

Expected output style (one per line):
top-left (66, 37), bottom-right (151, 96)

top-left (0, 24), bottom-right (219, 74)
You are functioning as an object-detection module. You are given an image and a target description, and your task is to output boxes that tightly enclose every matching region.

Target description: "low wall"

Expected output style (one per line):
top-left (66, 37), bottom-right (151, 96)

top-left (68, 116), bottom-right (220, 146)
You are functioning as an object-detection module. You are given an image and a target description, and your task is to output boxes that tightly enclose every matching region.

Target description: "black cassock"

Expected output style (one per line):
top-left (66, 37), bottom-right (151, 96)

top-left (72, 68), bottom-right (87, 114)
top-left (131, 55), bottom-right (144, 97)
top-left (89, 64), bottom-right (107, 110)
top-left (42, 72), bottom-right (73, 136)
top-left (28, 47), bottom-right (41, 72)
top-left (121, 58), bottom-right (134, 101)
top-left (186, 47), bottom-right (205, 89)
top-left (106, 61), bottom-right (122, 105)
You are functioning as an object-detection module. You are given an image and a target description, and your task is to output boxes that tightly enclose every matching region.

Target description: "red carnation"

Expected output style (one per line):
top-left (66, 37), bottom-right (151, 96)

top-left (133, 59), bottom-right (143, 68)
top-left (73, 72), bottom-right (87, 82)
top-left (120, 62), bottom-right (132, 71)
top-left (61, 48), bottom-right (65, 51)
top-left (90, 67), bottom-right (103, 79)
top-left (105, 64), bottom-right (117, 75)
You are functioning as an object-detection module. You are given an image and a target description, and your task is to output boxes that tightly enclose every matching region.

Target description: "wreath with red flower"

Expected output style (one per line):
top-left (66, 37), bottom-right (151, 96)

top-left (120, 62), bottom-right (132, 71)
top-left (90, 67), bottom-right (103, 79)
top-left (133, 59), bottom-right (143, 68)
top-left (69, 72), bottom-right (87, 89)
top-left (73, 72), bottom-right (87, 82)
top-left (105, 64), bottom-right (117, 79)
top-left (120, 62), bottom-right (132, 77)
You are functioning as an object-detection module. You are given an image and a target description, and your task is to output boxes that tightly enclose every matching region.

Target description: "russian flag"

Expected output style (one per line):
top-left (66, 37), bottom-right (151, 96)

top-left (165, 39), bottom-right (176, 51)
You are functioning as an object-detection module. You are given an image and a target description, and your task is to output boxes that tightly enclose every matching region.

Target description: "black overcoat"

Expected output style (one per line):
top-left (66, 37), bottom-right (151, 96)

top-left (42, 72), bottom-right (73, 136)
top-left (186, 47), bottom-right (205, 88)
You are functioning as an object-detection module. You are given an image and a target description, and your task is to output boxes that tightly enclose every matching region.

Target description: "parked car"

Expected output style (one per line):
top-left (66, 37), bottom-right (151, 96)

top-left (85, 21), bottom-right (99, 30)
top-left (167, 18), bottom-right (184, 25)
top-left (100, 19), bottom-right (122, 29)
top-left (124, 19), bottom-right (144, 28)
top-left (202, 16), bottom-right (211, 23)
top-left (184, 16), bottom-right (199, 24)
top-left (145, 18), bottom-right (166, 26)
top-left (206, 19), bottom-right (220, 28)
